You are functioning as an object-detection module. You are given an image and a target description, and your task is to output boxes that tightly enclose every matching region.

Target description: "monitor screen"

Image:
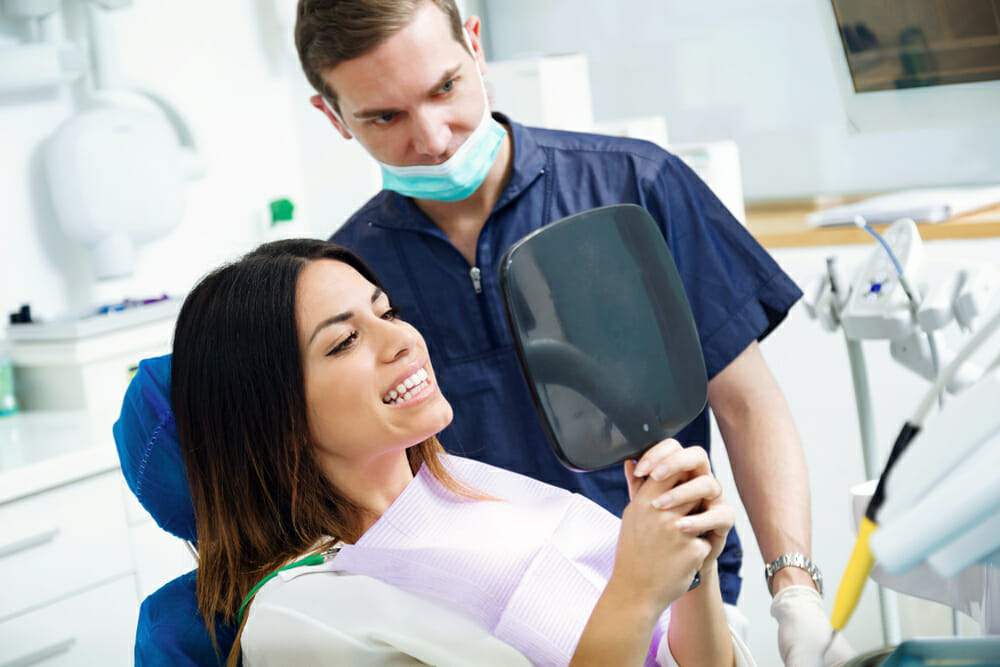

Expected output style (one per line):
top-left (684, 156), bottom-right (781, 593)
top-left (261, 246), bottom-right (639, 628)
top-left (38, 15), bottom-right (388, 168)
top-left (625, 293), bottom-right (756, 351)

top-left (818, 0), bottom-right (1000, 132)
top-left (832, 0), bottom-right (1000, 92)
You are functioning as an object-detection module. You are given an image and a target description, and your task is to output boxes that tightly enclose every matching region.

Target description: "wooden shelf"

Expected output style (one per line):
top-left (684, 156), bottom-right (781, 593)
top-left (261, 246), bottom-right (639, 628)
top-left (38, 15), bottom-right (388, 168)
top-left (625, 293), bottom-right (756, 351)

top-left (745, 196), bottom-right (1000, 249)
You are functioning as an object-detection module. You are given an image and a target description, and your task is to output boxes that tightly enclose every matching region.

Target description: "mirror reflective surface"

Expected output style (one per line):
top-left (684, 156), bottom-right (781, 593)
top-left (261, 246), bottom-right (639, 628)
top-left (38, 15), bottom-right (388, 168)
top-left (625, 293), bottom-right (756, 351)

top-left (499, 204), bottom-right (707, 471)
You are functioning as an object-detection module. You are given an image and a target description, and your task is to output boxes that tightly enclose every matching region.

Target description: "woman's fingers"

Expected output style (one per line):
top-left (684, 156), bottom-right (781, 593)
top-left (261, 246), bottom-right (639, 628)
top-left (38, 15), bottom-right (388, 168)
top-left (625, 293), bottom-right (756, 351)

top-left (632, 440), bottom-right (710, 483)
top-left (649, 473), bottom-right (722, 510)
top-left (631, 439), bottom-right (684, 478)
top-left (675, 503), bottom-right (734, 536)
top-left (623, 459), bottom-right (641, 500)
top-left (674, 502), bottom-right (736, 563)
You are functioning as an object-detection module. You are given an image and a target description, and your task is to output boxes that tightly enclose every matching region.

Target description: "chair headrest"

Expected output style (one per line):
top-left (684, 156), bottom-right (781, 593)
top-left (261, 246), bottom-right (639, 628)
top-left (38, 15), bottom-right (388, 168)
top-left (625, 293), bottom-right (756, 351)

top-left (113, 354), bottom-right (197, 543)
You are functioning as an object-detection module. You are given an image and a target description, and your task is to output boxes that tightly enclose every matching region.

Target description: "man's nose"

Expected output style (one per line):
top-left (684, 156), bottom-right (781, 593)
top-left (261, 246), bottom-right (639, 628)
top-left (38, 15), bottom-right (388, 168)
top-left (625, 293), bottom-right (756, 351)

top-left (410, 108), bottom-right (451, 159)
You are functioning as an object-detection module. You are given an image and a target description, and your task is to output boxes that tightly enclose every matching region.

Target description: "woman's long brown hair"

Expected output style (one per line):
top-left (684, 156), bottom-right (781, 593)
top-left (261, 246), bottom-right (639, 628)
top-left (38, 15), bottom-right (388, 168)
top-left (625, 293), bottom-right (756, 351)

top-left (171, 239), bottom-right (479, 664)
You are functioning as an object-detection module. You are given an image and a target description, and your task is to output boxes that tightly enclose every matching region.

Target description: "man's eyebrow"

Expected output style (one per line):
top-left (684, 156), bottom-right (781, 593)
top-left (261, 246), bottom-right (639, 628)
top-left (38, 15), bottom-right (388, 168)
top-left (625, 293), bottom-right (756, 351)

top-left (307, 287), bottom-right (384, 345)
top-left (352, 65), bottom-right (462, 120)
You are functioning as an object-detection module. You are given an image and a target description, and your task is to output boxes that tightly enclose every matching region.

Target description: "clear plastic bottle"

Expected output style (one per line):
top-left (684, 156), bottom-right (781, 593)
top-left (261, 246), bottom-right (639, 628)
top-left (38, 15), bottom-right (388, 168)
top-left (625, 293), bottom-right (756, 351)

top-left (0, 342), bottom-right (18, 417)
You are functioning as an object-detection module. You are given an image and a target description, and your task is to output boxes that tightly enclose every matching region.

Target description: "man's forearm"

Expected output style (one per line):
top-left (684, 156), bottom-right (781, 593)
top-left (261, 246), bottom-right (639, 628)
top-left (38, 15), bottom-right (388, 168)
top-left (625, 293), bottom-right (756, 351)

top-left (707, 342), bottom-right (816, 594)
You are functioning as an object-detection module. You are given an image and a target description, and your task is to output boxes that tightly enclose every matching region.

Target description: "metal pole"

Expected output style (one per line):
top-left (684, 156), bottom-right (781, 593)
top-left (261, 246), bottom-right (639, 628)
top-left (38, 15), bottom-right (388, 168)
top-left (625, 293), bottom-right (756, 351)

top-left (845, 337), bottom-right (902, 646)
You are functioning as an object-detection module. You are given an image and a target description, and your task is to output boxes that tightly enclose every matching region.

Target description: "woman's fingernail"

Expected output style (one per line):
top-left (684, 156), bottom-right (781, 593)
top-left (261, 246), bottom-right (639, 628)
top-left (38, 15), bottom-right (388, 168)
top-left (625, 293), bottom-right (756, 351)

top-left (676, 518), bottom-right (692, 530)
top-left (634, 461), bottom-right (651, 477)
top-left (651, 465), bottom-right (669, 481)
top-left (651, 495), bottom-right (672, 510)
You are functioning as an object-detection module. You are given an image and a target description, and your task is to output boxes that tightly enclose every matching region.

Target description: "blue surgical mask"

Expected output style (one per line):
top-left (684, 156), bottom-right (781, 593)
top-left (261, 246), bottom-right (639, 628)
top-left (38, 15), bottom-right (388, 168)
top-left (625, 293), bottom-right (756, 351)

top-left (323, 33), bottom-right (507, 202)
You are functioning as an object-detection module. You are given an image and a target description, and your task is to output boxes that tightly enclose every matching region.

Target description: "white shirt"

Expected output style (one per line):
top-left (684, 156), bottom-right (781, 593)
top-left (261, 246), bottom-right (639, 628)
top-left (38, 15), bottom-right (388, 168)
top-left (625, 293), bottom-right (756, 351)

top-left (242, 456), bottom-right (756, 666)
top-left (244, 566), bottom-right (532, 666)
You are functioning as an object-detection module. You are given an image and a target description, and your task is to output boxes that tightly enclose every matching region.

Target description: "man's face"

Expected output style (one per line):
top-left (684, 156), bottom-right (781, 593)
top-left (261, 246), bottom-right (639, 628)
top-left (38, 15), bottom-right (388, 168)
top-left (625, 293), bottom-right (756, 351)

top-left (319, 3), bottom-right (487, 168)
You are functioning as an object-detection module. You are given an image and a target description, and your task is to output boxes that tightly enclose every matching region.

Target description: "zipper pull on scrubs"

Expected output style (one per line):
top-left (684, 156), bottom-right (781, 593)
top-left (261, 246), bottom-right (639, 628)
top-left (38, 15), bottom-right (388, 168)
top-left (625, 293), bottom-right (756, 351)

top-left (470, 266), bottom-right (482, 294)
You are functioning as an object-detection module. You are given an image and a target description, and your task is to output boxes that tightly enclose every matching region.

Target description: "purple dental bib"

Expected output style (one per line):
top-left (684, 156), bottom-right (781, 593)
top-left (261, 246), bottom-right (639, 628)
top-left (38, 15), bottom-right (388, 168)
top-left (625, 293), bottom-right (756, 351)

top-left (330, 455), bottom-right (670, 666)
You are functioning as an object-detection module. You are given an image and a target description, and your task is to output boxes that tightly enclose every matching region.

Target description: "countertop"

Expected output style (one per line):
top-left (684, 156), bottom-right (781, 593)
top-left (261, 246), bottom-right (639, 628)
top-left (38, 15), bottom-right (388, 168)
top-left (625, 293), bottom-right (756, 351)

top-left (0, 411), bottom-right (118, 504)
top-left (745, 197), bottom-right (1000, 249)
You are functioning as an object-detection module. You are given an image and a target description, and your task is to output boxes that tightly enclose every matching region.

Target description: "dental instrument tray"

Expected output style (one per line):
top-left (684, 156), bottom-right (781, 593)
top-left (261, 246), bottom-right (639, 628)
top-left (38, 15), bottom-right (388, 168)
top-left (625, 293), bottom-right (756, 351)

top-left (499, 204), bottom-right (708, 471)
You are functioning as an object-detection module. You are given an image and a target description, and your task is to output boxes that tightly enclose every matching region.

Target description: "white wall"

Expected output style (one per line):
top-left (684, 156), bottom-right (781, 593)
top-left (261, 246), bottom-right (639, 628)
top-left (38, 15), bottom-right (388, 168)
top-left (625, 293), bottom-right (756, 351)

top-left (480, 0), bottom-right (1000, 201)
top-left (0, 0), bottom-right (378, 333)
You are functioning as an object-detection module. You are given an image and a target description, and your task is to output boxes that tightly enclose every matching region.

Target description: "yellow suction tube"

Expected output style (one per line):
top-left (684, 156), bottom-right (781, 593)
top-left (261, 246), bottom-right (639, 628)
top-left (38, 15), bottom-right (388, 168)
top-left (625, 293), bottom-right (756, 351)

top-left (831, 516), bottom-right (878, 630)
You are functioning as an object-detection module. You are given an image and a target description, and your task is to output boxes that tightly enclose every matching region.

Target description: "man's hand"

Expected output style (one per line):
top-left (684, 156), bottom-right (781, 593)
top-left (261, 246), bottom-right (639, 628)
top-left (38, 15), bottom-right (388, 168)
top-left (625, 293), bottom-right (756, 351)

top-left (770, 585), bottom-right (856, 667)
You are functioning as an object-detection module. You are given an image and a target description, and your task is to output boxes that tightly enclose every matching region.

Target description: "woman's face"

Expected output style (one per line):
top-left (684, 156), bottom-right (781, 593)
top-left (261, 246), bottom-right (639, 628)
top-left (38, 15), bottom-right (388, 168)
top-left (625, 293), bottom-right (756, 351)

top-left (296, 259), bottom-right (453, 466)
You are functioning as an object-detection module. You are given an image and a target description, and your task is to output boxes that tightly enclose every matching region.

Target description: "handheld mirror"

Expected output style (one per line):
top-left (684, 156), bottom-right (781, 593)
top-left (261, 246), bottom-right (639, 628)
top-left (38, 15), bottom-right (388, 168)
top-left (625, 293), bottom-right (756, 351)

top-left (499, 204), bottom-right (708, 471)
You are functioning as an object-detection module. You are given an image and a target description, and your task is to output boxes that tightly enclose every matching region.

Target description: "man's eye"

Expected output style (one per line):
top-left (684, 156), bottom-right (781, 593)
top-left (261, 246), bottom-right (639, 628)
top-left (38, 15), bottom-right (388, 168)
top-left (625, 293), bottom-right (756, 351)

top-left (381, 307), bottom-right (401, 321)
top-left (373, 112), bottom-right (395, 125)
top-left (327, 331), bottom-right (358, 356)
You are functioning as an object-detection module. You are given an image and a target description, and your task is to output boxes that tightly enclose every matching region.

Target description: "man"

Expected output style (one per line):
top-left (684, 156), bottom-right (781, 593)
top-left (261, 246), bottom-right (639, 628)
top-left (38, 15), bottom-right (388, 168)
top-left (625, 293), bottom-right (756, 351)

top-left (295, 1), bottom-right (854, 664)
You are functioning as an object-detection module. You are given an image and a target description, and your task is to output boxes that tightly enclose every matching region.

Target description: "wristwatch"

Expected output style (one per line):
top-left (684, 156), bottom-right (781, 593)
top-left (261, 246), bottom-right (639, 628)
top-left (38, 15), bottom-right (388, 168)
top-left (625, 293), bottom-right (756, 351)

top-left (764, 553), bottom-right (823, 597)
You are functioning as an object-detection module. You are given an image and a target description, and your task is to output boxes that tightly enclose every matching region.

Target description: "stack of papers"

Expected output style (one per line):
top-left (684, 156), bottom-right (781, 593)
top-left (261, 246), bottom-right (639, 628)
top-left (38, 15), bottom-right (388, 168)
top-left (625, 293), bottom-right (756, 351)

top-left (806, 185), bottom-right (1000, 227)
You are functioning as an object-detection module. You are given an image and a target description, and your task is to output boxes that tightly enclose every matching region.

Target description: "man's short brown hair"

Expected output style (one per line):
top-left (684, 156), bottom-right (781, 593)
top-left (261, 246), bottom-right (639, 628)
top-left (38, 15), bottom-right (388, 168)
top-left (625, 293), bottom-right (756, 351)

top-left (295, 0), bottom-right (467, 113)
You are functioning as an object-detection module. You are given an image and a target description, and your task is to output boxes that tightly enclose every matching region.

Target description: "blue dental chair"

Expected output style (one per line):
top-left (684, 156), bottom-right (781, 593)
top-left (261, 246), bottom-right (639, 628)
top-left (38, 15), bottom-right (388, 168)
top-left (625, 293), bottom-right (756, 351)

top-left (114, 354), bottom-right (238, 666)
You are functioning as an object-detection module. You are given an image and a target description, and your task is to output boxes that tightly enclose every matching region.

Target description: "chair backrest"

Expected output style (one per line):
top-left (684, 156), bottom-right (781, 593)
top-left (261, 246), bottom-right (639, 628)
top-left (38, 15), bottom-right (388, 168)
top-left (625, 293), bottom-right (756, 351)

top-left (113, 354), bottom-right (236, 665)
top-left (114, 354), bottom-right (196, 542)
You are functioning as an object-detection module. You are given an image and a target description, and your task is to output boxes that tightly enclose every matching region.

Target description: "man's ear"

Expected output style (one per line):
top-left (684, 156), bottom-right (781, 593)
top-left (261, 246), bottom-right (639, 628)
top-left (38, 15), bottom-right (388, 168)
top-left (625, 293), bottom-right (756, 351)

top-left (310, 94), bottom-right (353, 139)
top-left (463, 15), bottom-right (486, 75)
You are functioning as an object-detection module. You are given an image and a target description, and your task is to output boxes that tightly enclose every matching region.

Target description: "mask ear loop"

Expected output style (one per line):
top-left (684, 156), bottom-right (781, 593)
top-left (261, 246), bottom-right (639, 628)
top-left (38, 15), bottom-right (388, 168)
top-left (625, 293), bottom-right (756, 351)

top-left (322, 97), bottom-right (354, 139)
top-left (462, 28), bottom-right (493, 121)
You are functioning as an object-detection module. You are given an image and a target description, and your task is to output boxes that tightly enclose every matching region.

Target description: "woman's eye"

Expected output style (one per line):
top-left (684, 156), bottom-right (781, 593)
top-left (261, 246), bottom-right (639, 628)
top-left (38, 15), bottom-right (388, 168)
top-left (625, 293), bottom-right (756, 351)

top-left (381, 307), bottom-right (401, 321)
top-left (327, 331), bottom-right (358, 356)
top-left (440, 79), bottom-right (455, 93)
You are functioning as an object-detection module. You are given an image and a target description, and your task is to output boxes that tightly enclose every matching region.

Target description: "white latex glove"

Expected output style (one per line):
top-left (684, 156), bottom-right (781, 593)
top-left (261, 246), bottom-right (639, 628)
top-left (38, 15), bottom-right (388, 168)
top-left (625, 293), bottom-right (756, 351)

top-left (770, 585), bottom-right (856, 667)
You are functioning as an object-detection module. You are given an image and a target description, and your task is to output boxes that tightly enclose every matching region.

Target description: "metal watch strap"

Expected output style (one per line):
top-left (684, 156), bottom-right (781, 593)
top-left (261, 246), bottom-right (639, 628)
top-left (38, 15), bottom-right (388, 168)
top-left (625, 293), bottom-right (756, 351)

top-left (765, 553), bottom-right (823, 596)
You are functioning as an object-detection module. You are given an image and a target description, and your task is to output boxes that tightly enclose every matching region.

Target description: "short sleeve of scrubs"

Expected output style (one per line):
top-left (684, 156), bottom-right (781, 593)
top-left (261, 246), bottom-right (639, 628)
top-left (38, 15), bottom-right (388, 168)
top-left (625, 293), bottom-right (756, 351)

top-left (631, 151), bottom-right (801, 379)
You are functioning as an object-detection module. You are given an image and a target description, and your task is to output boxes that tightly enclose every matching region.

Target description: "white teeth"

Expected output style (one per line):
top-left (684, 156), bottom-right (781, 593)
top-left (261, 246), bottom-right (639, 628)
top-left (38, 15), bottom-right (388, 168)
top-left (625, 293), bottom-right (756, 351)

top-left (384, 369), bottom-right (431, 404)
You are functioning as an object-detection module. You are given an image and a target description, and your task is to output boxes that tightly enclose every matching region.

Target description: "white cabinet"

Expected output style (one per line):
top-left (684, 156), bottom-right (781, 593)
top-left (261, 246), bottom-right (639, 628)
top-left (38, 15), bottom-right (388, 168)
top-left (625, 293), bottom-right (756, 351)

top-left (0, 473), bottom-right (133, 620)
top-left (0, 411), bottom-right (194, 666)
top-left (0, 577), bottom-right (138, 666)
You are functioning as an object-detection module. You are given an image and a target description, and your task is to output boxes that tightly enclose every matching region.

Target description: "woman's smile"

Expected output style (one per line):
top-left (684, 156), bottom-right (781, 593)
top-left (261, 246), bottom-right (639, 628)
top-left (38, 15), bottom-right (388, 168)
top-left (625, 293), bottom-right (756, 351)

top-left (383, 366), bottom-right (434, 405)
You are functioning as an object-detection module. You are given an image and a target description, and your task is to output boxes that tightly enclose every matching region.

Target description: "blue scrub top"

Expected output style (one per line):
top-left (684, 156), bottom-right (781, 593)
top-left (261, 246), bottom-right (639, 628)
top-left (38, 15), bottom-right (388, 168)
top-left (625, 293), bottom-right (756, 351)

top-left (332, 113), bottom-right (802, 604)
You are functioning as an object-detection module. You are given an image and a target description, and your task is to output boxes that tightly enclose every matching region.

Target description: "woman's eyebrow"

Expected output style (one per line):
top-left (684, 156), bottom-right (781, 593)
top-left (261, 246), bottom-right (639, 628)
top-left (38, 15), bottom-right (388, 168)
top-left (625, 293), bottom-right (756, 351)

top-left (307, 287), bottom-right (384, 345)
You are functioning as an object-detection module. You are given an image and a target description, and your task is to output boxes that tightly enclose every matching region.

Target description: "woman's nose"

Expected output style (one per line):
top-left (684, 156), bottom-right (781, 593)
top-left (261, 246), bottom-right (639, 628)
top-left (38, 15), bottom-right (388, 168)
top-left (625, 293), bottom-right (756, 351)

top-left (380, 320), bottom-right (417, 363)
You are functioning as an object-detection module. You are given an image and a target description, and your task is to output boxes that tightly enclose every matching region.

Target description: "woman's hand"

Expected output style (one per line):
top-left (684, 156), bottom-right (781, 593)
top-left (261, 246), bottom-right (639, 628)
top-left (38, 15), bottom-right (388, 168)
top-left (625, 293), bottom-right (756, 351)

top-left (570, 440), bottom-right (737, 666)
top-left (612, 439), bottom-right (736, 611)
top-left (630, 439), bottom-right (734, 564)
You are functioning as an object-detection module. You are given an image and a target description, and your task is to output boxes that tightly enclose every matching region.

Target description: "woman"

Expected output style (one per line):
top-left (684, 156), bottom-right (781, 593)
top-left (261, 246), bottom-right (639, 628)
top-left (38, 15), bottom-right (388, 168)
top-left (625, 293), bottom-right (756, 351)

top-left (172, 238), bottom-right (753, 666)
